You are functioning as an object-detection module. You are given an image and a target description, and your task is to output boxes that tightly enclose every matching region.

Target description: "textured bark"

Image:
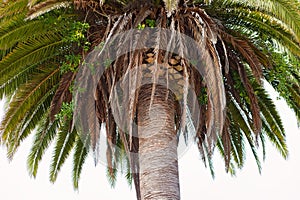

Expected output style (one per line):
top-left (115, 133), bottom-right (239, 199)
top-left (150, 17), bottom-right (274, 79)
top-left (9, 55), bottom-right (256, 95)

top-left (137, 85), bottom-right (180, 200)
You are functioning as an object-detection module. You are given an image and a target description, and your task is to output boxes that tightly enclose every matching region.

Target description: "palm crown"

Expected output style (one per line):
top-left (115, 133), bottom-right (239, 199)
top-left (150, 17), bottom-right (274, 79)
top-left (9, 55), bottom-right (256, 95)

top-left (0, 0), bottom-right (299, 199)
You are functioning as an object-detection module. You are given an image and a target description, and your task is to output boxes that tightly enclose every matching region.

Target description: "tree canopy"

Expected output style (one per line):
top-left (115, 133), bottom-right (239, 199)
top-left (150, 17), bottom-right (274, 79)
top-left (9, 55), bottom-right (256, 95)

top-left (0, 0), bottom-right (299, 191)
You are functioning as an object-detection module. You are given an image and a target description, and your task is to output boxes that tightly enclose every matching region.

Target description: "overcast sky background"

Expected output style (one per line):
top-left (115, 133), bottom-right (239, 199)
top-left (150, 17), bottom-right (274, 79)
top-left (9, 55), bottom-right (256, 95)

top-left (0, 82), bottom-right (299, 200)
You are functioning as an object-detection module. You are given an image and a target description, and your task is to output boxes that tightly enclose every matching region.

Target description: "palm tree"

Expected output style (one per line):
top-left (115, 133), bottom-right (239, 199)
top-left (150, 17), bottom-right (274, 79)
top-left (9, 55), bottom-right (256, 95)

top-left (0, 0), bottom-right (299, 199)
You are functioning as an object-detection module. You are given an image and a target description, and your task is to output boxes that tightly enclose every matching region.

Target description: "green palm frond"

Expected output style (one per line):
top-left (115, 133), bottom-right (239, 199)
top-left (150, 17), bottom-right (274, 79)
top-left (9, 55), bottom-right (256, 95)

top-left (0, 18), bottom-right (63, 50)
top-left (27, 115), bottom-right (59, 177)
top-left (6, 85), bottom-right (57, 157)
top-left (50, 120), bottom-right (77, 182)
top-left (228, 100), bottom-right (262, 171)
top-left (0, 67), bottom-right (60, 148)
top-left (229, 118), bottom-right (245, 169)
top-left (226, 67), bottom-right (288, 170)
top-left (0, 64), bottom-right (34, 99)
top-left (106, 166), bottom-right (118, 188)
top-left (73, 136), bottom-right (89, 189)
top-left (287, 84), bottom-right (300, 121)
top-left (219, 0), bottom-right (300, 42)
top-left (263, 52), bottom-right (300, 122)
top-left (0, 32), bottom-right (64, 79)
top-left (214, 8), bottom-right (300, 57)
top-left (0, 0), bottom-right (27, 21)
top-left (0, 35), bottom-right (65, 100)
top-left (0, 15), bottom-right (70, 99)
top-left (259, 132), bottom-right (266, 161)
top-left (0, 1), bottom-right (89, 188)
top-left (243, 129), bottom-right (262, 173)
top-left (256, 84), bottom-right (288, 158)
top-left (230, 119), bottom-right (245, 169)
top-left (0, 14), bottom-right (26, 49)
top-left (0, 56), bottom-right (62, 99)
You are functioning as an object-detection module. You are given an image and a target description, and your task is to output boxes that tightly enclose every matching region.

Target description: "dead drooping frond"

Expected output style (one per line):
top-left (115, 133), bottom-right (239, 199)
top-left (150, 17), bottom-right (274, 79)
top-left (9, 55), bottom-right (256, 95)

top-left (26, 0), bottom-right (71, 20)
top-left (162, 0), bottom-right (179, 16)
top-left (50, 71), bottom-right (74, 121)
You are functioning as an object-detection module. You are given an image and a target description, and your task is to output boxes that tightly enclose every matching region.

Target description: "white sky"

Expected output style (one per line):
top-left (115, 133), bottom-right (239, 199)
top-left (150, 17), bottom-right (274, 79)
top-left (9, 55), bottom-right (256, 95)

top-left (0, 83), bottom-right (299, 200)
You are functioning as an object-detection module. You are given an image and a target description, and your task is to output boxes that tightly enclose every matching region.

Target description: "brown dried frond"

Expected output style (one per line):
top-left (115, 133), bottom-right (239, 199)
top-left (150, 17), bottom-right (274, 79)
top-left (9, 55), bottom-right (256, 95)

top-left (219, 30), bottom-right (263, 83)
top-left (26, 0), bottom-right (71, 20)
top-left (222, 116), bottom-right (231, 171)
top-left (50, 71), bottom-right (74, 121)
top-left (74, 0), bottom-right (100, 10)
top-left (224, 45), bottom-right (262, 135)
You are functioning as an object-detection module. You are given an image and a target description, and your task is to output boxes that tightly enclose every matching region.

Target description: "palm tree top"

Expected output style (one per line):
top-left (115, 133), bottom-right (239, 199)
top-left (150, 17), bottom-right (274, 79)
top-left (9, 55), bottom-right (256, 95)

top-left (0, 0), bottom-right (299, 195)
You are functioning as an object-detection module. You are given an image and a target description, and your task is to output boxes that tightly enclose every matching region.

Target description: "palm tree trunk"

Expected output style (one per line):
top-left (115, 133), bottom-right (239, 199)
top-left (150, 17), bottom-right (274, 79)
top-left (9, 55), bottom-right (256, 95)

top-left (137, 85), bottom-right (180, 200)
